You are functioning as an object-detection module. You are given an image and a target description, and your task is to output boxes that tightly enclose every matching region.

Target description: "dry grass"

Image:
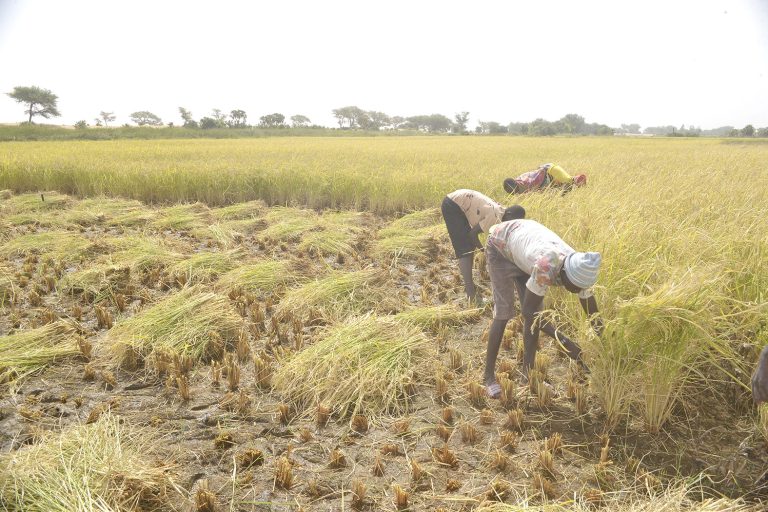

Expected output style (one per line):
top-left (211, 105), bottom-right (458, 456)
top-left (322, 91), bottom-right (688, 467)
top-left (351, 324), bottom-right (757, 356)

top-left (0, 413), bottom-right (179, 512)
top-left (106, 286), bottom-right (243, 368)
top-left (215, 259), bottom-right (297, 297)
top-left (0, 320), bottom-right (82, 388)
top-left (273, 267), bottom-right (399, 322)
top-left (273, 314), bottom-right (430, 416)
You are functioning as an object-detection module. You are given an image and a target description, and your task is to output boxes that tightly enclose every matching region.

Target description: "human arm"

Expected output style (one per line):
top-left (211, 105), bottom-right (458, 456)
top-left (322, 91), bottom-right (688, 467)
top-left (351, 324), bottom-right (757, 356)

top-left (579, 295), bottom-right (603, 336)
top-left (470, 223), bottom-right (484, 250)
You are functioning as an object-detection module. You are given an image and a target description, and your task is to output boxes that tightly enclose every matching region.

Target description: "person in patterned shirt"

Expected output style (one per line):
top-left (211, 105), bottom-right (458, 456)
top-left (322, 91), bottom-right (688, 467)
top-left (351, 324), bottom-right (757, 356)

top-left (441, 189), bottom-right (526, 305)
top-left (503, 163), bottom-right (587, 195)
top-left (482, 218), bottom-right (603, 397)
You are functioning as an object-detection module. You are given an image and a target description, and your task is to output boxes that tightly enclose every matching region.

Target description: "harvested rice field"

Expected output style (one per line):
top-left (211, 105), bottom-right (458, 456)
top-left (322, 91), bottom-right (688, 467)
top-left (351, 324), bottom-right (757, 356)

top-left (1, 137), bottom-right (768, 511)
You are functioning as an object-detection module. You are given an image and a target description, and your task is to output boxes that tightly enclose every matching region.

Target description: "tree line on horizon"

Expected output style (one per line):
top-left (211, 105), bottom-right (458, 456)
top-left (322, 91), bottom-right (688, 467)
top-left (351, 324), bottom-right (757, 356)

top-left (5, 85), bottom-right (766, 138)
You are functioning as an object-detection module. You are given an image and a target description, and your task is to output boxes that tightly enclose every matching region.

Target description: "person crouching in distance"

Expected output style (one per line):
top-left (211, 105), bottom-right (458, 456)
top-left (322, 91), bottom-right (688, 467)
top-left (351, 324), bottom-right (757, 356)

top-left (441, 189), bottom-right (526, 306)
top-left (483, 218), bottom-right (602, 398)
top-left (503, 163), bottom-right (587, 195)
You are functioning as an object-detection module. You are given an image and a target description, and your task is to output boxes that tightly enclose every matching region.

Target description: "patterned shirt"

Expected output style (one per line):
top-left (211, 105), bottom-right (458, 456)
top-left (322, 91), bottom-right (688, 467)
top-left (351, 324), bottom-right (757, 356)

top-left (511, 163), bottom-right (573, 192)
top-left (488, 219), bottom-right (593, 299)
top-left (447, 189), bottom-right (505, 232)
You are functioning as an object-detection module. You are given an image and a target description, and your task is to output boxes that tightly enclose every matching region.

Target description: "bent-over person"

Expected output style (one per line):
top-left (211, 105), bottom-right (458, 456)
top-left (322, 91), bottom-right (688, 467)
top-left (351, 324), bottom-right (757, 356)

top-left (483, 219), bottom-right (602, 397)
top-left (441, 189), bottom-right (525, 305)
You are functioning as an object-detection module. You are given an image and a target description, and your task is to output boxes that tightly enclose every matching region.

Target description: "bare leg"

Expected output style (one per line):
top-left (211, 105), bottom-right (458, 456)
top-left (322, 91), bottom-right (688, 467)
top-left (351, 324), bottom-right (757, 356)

top-left (458, 254), bottom-right (476, 302)
top-left (484, 318), bottom-right (508, 385)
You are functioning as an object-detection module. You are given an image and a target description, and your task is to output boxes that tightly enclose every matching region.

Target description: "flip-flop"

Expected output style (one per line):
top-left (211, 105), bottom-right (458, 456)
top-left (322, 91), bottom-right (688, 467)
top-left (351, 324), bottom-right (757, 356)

top-left (486, 383), bottom-right (501, 399)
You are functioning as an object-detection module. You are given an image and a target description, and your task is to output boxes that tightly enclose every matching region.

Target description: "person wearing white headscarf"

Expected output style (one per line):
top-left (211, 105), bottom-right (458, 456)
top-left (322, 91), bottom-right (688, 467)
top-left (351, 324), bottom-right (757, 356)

top-left (482, 219), bottom-right (603, 398)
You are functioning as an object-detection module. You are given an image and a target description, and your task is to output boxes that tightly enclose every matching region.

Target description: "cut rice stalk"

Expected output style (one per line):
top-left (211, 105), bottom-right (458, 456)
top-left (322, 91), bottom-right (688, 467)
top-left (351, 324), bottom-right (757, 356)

top-left (0, 231), bottom-right (94, 263)
top-left (216, 259), bottom-right (299, 297)
top-left (151, 202), bottom-right (210, 231)
top-left (0, 320), bottom-right (82, 388)
top-left (0, 191), bottom-right (72, 214)
top-left (394, 304), bottom-right (482, 331)
top-left (106, 286), bottom-right (243, 368)
top-left (273, 314), bottom-right (430, 417)
top-left (0, 413), bottom-right (180, 512)
top-left (0, 264), bottom-right (17, 305)
top-left (273, 267), bottom-right (399, 322)
top-left (166, 249), bottom-right (244, 285)
top-left (210, 199), bottom-right (266, 221)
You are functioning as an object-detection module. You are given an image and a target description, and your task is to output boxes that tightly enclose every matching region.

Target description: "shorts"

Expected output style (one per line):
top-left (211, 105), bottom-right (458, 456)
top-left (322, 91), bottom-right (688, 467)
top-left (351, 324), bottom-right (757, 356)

top-left (486, 241), bottom-right (528, 320)
top-left (441, 196), bottom-right (475, 259)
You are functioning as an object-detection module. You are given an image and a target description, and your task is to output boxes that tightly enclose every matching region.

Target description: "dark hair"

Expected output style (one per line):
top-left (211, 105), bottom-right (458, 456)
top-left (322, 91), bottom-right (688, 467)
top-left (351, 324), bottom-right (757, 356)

top-left (503, 178), bottom-right (519, 194)
top-left (502, 205), bottom-right (526, 222)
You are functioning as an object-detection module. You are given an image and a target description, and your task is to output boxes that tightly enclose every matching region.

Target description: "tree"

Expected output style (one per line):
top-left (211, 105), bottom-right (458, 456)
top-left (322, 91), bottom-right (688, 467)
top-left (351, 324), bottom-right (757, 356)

top-left (360, 111), bottom-right (390, 130)
top-left (528, 118), bottom-right (557, 136)
top-left (619, 123), bottom-right (641, 134)
top-left (74, 120), bottom-right (88, 129)
top-left (7, 86), bottom-right (61, 123)
top-left (290, 115), bottom-right (311, 128)
top-left (179, 107), bottom-right (197, 128)
top-left (741, 124), bottom-right (755, 137)
top-left (212, 109), bottom-right (227, 127)
top-left (483, 121), bottom-right (508, 134)
top-left (389, 116), bottom-right (405, 130)
top-left (332, 106), bottom-right (365, 128)
top-left (129, 111), bottom-right (162, 126)
top-left (228, 109), bottom-right (248, 128)
top-left (453, 112), bottom-right (470, 134)
top-left (199, 117), bottom-right (217, 129)
top-left (99, 111), bottom-right (116, 127)
top-left (259, 113), bottom-right (286, 128)
top-left (405, 114), bottom-right (453, 133)
top-left (559, 113), bottom-right (585, 134)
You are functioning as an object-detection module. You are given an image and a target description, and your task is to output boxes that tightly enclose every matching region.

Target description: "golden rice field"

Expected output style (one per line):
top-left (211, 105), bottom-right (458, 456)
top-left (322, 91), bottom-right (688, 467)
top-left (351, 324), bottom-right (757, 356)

top-left (0, 136), bottom-right (767, 511)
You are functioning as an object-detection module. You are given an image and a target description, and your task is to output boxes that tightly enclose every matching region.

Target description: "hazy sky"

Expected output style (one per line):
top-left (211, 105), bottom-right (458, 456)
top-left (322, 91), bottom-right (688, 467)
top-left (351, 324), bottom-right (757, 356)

top-left (0, 0), bottom-right (766, 129)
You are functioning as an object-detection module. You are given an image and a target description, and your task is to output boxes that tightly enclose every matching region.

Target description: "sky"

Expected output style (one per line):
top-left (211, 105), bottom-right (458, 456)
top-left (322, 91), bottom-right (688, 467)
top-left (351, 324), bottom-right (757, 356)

top-left (0, 0), bottom-right (766, 130)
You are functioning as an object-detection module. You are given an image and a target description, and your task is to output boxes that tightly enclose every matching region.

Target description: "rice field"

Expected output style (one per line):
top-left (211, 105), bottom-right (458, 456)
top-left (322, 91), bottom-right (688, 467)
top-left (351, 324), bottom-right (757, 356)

top-left (0, 136), bottom-right (767, 511)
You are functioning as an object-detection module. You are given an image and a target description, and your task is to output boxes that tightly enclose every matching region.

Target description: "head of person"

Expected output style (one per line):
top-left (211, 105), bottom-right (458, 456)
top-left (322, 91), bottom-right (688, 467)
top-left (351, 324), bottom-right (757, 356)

top-left (573, 174), bottom-right (587, 187)
top-left (503, 178), bottom-right (520, 194)
top-left (560, 252), bottom-right (601, 293)
top-left (501, 204), bottom-right (526, 222)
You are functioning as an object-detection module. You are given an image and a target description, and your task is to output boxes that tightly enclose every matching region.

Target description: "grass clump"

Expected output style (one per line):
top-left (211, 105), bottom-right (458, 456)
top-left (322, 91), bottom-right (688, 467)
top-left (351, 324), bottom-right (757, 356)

top-left (0, 191), bottom-right (72, 214)
top-left (62, 197), bottom-right (148, 226)
top-left (273, 267), bottom-right (398, 322)
top-left (151, 202), bottom-right (210, 231)
top-left (210, 199), bottom-right (266, 221)
top-left (394, 304), bottom-right (482, 331)
top-left (273, 314), bottom-right (430, 416)
top-left (166, 249), bottom-right (244, 285)
top-left (0, 231), bottom-right (93, 263)
top-left (373, 209), bottom-right (444, 262)
top-left (106, 235), bottom-right (186, 273)
top-left (0, 265), bottom-right (17, 305)
top-left (0, 413), bottom-right (179, 512)
top-left (296, 211), bottom-right (369, 257)
top-left (106, 286), bottom-right (243, 367)
top-left (58, 263), bottom-right (131, 302)
top-left (259, 207), bottom-right (319, 242)
top-left (216, 259), bottom-right (298, 297)
top-left (0, 320), bottom-right (82, 387)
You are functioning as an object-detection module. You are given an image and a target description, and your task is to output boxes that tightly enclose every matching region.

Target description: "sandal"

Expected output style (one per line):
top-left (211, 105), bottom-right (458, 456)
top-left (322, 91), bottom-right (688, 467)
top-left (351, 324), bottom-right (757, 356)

top-left (486, 382), bottom-right (501, 399)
